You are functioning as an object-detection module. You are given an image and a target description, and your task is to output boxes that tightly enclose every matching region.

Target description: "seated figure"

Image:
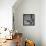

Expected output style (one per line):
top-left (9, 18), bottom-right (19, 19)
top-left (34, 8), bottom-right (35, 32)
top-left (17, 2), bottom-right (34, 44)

top-left (25, 40), bottom-right (35, 46)
top-left (15, 33), bottom-right (22, 46)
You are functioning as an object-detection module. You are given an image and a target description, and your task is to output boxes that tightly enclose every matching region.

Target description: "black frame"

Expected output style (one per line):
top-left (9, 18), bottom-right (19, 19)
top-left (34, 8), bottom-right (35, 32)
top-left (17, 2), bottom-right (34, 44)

top-left (23, 14), bottom-right (35, 26)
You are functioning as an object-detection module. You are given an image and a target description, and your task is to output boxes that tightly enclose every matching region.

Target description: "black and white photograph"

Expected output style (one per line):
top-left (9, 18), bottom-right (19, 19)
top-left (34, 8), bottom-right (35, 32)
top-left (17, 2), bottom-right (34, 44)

top-left (23, 14), bottom-right (35, 26)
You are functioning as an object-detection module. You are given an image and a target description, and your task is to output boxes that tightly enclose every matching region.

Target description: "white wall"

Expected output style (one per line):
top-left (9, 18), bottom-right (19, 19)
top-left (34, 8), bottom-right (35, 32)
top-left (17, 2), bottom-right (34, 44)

top-left (13, 0), bottom-right (41, 46)
top-left (41, 0), bottom-right (46, 46)
top-left (0, 0), bottom-right (16, 29)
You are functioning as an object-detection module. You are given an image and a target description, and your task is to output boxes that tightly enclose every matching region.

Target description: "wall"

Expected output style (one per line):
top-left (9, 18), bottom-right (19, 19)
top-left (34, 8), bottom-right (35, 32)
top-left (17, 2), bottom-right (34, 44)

top-left (0, 0), bottom-right (16, 30)
top-left (13, 0), bottom-right (41, 46)
top-left (41, 0), bottom-right (46, 46)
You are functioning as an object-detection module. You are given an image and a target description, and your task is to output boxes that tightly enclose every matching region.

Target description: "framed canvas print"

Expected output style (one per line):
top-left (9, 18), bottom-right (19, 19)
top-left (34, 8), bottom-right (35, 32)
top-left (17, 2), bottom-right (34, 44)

top-left (23, 14), bottom-right (35, 26)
